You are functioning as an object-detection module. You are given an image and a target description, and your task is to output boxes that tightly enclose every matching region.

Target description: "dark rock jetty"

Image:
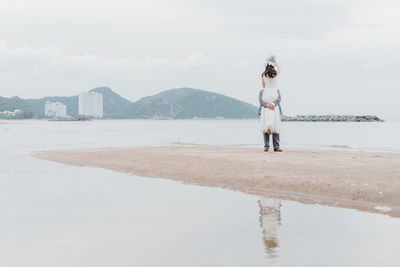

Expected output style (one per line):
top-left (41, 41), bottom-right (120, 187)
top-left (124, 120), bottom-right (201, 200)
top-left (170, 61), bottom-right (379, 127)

top-left (282, 115), bottom-right (383, 122)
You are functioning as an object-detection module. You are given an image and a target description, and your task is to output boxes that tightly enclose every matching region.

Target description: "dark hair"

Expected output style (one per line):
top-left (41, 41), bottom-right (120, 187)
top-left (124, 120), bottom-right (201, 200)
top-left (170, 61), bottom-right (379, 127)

top-left (262, 65), bottom-right (277, 78)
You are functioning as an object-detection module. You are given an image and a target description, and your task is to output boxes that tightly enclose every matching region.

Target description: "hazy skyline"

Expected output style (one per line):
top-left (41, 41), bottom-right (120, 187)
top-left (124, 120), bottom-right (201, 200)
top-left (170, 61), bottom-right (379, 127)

top-left (0, 0), bottom-right (399, 119)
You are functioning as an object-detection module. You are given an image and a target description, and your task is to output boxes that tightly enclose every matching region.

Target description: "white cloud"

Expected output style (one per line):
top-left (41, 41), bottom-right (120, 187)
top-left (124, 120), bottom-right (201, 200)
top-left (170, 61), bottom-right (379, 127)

top-left (173, 52), bottom-right (216, 72)
top-left (0, 40), bottom-right (217, 99)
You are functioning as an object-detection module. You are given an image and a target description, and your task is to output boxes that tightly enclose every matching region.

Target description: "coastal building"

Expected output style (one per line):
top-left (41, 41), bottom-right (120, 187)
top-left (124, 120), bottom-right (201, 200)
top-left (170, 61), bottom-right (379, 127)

top-left (78, 92), bottom-right (103, 118)
top-left (45, 102), bottom-right (67, 117)
top-left (0, 109), bottom-right (22, 117)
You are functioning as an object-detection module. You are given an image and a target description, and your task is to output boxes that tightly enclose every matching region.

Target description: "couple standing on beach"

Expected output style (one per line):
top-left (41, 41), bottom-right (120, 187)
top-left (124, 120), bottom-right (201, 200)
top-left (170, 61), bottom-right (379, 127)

top-left (258, 56), bottom-right (282, 152)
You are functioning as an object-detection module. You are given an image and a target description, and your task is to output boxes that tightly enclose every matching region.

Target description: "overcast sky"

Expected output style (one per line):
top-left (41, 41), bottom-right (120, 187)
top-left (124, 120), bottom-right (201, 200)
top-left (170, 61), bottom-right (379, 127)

top-left (0, 0), bottom-right (399, 119)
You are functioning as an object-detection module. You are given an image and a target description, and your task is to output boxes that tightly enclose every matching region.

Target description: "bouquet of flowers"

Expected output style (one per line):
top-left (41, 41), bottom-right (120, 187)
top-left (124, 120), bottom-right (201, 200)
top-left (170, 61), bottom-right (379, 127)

top-left (264, 55), bottom-right (278, 68)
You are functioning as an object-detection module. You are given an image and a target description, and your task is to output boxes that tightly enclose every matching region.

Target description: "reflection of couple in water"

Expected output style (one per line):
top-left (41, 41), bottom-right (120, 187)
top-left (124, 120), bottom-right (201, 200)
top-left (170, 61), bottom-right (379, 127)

top-left (258, 198), bottom-right (281, 258)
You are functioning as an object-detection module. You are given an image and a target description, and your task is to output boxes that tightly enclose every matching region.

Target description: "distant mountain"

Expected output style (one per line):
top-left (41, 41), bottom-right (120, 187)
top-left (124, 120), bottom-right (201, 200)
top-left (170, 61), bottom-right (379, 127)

top-left (25, 87), bottom-right (136, 118)
top-left (128, 88), bottom-right (258, 119)
top-left (90, 87), bottom-right (133, 118)
top-left (17, 87), bottom-right (258, 119)
top-left (0, 96), bottom-right (35, 118)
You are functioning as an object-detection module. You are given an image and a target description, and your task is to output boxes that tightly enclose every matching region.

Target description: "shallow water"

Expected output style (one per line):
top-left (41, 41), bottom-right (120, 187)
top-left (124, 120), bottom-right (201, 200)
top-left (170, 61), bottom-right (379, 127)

top-left (1, 120), bottom-right (399, 266)
top-left (1, 119), bottom-right (400, 153)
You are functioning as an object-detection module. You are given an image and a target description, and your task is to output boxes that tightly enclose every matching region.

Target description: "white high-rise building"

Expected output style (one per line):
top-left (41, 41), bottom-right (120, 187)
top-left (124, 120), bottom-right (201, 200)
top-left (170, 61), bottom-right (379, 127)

top-left (45, 102), bottom-right (67, 117)
top-left (78, 92), bottom-right (103, 118)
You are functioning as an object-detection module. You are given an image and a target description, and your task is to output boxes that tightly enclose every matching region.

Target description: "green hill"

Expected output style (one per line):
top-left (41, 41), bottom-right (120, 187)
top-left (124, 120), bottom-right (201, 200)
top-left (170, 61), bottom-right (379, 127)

top-left (128, 88), bottom-right (258, 119)
top-left (90, 87), bottom-right (133, 118)
top-left (25, 87), bottom-right (134, 118)
top-left (0, 96), bottom-right (34, 118)
top-left (16, 87), bottom-right (258, 119)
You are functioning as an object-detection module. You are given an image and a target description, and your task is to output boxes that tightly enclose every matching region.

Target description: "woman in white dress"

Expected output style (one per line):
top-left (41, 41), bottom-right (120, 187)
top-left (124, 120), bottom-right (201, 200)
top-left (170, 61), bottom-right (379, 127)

top-left (258, 59), bottom-right (282, 152)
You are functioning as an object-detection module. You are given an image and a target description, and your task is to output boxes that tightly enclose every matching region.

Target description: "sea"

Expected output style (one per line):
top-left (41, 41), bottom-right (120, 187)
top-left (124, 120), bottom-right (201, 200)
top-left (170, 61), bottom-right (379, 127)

top-left (1, 119), bottom-right (399, 267)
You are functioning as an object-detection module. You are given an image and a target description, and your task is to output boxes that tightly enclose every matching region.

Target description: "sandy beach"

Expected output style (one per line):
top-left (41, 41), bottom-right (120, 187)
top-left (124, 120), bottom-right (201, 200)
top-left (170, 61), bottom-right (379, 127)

top-left (34, 146), bottom-right (400, 216)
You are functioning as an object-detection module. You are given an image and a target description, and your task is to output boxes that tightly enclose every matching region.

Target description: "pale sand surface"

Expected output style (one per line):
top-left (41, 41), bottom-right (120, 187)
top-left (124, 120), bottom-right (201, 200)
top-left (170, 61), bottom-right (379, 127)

top-left (34, 146), bottom-right (400, 216)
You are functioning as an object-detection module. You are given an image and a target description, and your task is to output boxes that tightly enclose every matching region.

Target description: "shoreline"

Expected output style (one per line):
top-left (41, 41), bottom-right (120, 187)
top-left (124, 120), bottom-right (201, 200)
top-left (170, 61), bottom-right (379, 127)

top-left (33, 146), bottom-right (400, 217)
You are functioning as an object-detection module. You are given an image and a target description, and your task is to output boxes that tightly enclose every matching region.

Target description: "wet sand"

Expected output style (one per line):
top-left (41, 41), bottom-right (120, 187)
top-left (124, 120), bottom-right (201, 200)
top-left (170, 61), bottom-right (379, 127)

top-left (34, 146), bottom-right (400, 216)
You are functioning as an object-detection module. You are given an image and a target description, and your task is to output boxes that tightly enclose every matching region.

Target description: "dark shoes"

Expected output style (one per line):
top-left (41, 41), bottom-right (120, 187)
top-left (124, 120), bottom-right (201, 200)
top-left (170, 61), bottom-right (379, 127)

top-left (264, 148), bottom-right (283, 152)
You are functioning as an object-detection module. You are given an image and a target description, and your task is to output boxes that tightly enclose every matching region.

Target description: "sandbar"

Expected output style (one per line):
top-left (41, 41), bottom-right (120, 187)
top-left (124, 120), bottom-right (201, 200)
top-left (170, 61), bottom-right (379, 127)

top-left (34, 146), bottom-right (400, 217)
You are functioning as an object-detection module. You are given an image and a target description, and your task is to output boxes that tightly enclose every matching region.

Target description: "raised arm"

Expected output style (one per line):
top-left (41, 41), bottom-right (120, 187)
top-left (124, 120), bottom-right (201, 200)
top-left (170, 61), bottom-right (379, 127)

top-left (261, 75), bottom-right (265, 88)
top-left (275, 62), bottom-right (281, 75)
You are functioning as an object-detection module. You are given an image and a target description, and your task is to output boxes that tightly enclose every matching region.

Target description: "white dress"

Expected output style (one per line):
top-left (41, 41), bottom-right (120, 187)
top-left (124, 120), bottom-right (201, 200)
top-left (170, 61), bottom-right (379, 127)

top-left (260, 76), bottom-right (281, 133)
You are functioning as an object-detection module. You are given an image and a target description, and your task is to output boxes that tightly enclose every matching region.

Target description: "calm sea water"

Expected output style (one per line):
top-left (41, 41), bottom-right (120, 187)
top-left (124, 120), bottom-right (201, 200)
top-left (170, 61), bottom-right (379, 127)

top-left (2, 119), bottom-right (400, 153)
top-left (1, 120), bottom-right (399, 267)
